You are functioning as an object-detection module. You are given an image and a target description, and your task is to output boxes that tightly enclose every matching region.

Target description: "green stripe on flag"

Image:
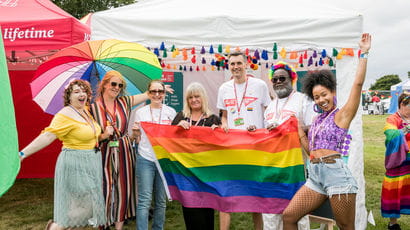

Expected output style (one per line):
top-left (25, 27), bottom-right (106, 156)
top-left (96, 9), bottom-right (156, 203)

top-left (0, 26), bottom-right (20, 197)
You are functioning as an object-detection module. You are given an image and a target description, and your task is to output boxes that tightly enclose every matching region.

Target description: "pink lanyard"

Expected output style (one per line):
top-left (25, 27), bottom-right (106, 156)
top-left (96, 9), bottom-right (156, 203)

top-left (233, 78), bottom-right (249, 116)
top-left (150, 106), bottom-right (163, 124)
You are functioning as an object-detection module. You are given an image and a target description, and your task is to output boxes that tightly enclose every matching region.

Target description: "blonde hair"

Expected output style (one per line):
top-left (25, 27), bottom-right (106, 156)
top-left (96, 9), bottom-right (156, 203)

top-left (96, 70), bottom-right (127, 98)
top-left (182, 82), bottom-right (213, 117)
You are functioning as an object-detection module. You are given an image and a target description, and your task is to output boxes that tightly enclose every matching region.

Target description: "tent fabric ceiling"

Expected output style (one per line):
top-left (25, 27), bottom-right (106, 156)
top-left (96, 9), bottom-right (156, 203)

top-left (91, 0), bottom-right (362, 50)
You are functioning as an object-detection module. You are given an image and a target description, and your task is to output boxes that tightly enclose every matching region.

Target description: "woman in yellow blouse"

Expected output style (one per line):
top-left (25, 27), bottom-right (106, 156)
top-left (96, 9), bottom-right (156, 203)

top-left (19, 80), bottom-right (113, 230)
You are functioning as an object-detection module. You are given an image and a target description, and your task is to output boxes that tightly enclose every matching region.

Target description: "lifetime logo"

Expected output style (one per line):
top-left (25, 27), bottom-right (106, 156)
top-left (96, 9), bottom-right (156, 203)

top-left (2, 27), bottom-right (55, 42)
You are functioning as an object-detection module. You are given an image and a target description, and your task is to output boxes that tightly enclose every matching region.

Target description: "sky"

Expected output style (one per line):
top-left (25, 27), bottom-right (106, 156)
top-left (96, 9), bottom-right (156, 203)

top-left (320, 0), bottom-right (410, 89)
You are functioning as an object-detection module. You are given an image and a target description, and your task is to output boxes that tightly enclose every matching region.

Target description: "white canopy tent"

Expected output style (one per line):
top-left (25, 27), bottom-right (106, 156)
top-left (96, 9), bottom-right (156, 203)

top-left (91, 0), bottom-right (367, 228)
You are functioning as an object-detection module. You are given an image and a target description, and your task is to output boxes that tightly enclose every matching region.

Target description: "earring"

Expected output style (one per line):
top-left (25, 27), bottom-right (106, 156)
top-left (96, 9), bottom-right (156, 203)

top-left (333, 96), bottom-right (338, 107)
top-left (314, 104), bottom-right (324, 113)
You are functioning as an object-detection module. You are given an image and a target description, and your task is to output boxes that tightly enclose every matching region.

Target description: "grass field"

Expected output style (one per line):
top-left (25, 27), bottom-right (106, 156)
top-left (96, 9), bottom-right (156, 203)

top-left (1, 115), bottom-right (409, 229)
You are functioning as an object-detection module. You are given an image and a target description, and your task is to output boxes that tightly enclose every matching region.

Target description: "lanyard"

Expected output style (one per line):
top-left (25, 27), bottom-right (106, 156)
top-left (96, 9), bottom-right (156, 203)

top-left (309, 108), bottom-right (337, 151)
top-left (233, 78), bottom-right (249, 116)
top-left (101, 98), bottom-right (120, 136)
top-left (150, 105), bottom-right (163, 124)
top-left (189, 113), bottom-right (204, 126)
top-left (69, 105), bottom-right (98, 148)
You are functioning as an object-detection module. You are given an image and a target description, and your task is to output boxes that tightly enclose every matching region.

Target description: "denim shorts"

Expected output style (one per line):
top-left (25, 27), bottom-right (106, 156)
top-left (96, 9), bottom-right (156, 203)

top-left (305, 157), bottom-right (358, 196)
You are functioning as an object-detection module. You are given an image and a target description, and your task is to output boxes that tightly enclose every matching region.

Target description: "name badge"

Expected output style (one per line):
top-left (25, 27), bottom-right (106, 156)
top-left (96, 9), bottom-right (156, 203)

top-left (109, 140), bottom-right (119, 147)
top-left (234, 117), bottom-right (244, 126)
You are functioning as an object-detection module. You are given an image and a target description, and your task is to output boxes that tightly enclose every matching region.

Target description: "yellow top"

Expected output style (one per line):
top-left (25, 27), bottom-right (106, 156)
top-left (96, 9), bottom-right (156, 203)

top-left (43, 113), bottom-right (101, 150)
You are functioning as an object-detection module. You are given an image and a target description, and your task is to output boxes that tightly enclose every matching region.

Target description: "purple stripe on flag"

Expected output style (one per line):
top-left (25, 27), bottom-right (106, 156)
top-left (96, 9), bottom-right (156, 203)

top-left (169, 185), bottom-right (290, 214)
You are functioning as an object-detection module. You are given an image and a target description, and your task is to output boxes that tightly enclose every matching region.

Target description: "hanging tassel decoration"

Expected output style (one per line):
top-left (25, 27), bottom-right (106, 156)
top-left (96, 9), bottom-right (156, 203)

top-left (329, 58), bottom-right (334, 67)
top-left (303, 50), bottom-right (308, 59)
top-left (279, 48), bottom-right (286, 59)
top-left (159, 42), bottom-right (165, 50)
top-left (332, 48), bottom-right (338, 57)
top-left (154, 48), bottom-right (160, 56)
top-left (162, 48), bottom-right (167, 58)
top-left (209, 45), bottom-right (214, 54)
top-left (225, 45), bottom-right (231, 54)
top-left (170, 45), bottom-right (175, 52)
top-left (218, 44), bottom-right (223, 53)
top-left (201, 57), bottom-right (206, 64)
top-left (272, 43), bottom-right (277, 51)
top-left (254, 50), bottom-right (260, 60)
top-left (200, 46), bottom-right (205, 54)
top-left (191, 55), bottom-right (196, 64)
top-left (308, 56), bottom-right (313, 66)
top-left (261, 50), bottom-right (268, 60)
top-left (321, 49), bottom-right (327, 58)
top-left (319, 57), bottom-right (323, 66)
top-left (245, 48), bottom-right (249, 56)
top-left (312, 50), bottom-right (317, 58)
top-left (191, 47), bottom-right (196, 54)
top-left (299, 54), bottom-right (303, 64)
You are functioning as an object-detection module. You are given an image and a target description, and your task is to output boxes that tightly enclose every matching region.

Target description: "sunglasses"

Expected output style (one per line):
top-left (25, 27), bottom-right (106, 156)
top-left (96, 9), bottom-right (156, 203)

top-left (271, 76), bottom-right (287, 83)
top-left (149, 89), bottom-right (165, 95)
top-left (110, 82), bottom-right (124, 88)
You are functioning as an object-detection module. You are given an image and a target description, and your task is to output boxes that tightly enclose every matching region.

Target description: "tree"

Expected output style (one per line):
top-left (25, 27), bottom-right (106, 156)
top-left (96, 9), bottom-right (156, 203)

top-left (369, 74), bottom-right (401, 91)
top-left (52, 0), bottom-right (136, 19)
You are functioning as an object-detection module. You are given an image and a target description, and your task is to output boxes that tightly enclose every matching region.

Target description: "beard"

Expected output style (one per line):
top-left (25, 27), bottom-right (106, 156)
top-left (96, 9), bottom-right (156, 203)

top-left (274, 84), bottom-right (293, 99)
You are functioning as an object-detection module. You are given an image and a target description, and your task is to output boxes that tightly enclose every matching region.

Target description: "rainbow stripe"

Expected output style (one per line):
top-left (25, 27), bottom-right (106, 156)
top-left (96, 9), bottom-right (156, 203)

top-left (381, 113), bottom-right (410, 218)
top-left (141, 117), bottom-right (305, 213)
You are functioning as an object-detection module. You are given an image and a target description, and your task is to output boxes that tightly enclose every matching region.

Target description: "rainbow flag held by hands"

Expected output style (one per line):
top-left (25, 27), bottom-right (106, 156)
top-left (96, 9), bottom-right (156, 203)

top-left (141, 117), bottom-right (305, 213)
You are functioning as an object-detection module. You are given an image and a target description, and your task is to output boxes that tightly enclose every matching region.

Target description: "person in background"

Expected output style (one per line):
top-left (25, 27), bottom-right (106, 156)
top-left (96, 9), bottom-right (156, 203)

top-left (171, 82), bottom-right (221, 230)
top-left (216, 51), bottom-right (271, 230)
top-left (282, 33), bottom-right (371, 230)
top-left (19, 80), bottom-right (111, 230)
top-left (263, 61), bottom-right (316, 230)
top-left (133, 80), bottom-right (176, 230)
top-left (90, 70), bottom-right (151, 230)
top-left (381, 92), bottom-right (410, 230)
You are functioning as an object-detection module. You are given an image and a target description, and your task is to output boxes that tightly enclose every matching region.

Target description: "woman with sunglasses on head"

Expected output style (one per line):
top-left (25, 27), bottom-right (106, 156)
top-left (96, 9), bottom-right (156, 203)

top-left (19, 80), bottom-right (111, 230)
top-left (132, 80), bottom-right (176, 230)
top-left (381, 92), bottom-right (410, 230)
top-left (91, 70), bottom-right (166, 230)
top-left (282, 33), bottom-right (371, 230)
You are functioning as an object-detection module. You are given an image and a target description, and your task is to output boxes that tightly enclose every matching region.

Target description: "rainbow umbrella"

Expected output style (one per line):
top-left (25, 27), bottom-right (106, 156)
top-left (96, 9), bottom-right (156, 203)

top-left (31, 39), bottom-right (162, 114)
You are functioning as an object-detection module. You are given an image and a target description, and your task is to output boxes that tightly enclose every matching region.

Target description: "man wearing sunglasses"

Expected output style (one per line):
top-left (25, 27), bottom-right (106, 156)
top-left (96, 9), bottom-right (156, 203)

top-left (263, 61), bottom-right (316, 230)
top-left (216, 51), bottom-right (271, 230)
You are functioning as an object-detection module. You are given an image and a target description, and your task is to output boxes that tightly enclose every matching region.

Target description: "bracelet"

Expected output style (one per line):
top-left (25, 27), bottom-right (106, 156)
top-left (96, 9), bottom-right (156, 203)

top-left (19, 151), bottom-right (26, 159)
top-left (360, 52), bottom-right (369, 59)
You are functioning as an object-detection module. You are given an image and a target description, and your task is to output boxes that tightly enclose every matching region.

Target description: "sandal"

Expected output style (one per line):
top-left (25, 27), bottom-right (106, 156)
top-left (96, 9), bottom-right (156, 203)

top-left (45, 220), bottom-right (53, 230)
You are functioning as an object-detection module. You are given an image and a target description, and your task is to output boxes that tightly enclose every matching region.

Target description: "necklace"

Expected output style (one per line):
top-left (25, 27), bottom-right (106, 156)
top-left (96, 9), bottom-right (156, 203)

top-left (69, 105), bottom-right (98, 147)
top-left (309, 107), bottom-right (337, 151)
top-left (150, 105), bottom-right (163, 124)
top-left (189, 113), bottom-right (204, 126)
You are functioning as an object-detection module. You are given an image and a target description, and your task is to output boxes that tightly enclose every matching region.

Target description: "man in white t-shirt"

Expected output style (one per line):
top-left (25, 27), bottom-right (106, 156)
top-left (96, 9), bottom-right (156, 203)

top-left (216, 51), bottom-right (271, 230)
top-left (263, 61), bottom-right (316, 230)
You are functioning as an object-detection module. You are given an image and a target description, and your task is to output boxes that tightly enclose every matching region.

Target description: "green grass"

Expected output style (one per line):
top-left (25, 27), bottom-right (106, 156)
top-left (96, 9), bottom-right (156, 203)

top-left (1, 115), bottom-right (409, 229)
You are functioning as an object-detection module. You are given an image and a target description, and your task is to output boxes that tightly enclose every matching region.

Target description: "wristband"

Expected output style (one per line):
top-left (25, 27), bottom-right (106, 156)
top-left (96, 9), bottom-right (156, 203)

top-left (19, 151), bottom-right (26, 159)
top-left (360, 52), bottom-right (369, 59)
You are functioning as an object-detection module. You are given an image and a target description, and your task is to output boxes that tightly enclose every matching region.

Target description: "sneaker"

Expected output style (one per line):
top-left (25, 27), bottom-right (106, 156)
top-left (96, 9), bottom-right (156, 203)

top-left (388, 223), bottom-right (401, 230)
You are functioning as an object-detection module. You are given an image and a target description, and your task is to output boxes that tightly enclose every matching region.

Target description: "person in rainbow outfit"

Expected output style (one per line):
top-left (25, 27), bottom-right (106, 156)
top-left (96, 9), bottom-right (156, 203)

top-left (382, 92), bottom-right (410, 230)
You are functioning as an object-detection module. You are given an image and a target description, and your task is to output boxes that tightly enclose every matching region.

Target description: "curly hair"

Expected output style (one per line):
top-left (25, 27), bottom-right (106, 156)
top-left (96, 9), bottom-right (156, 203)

top-left (302, 70), bottom-right (336, 100)
top-left (63, 79), bottom-right (92, 106)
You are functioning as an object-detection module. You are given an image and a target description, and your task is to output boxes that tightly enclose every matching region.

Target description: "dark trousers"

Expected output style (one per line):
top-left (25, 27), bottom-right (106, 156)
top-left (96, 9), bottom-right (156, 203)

top-left (182, 206), bottom-right (214, 230)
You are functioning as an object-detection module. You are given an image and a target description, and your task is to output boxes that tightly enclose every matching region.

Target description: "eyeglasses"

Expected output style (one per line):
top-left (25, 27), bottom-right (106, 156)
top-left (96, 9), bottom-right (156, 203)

top-left (271, 76), bottom-right (287, 83)
top-left (111, 82), bottom-right (124, 88)
top-left (149, 89), bottom-right (165, 95)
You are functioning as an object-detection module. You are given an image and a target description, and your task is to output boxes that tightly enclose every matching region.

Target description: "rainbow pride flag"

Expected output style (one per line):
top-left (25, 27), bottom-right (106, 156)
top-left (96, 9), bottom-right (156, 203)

top-left (141, 117), bottom-right (305, 213)
top-left (382, 113), bottom-right (410, 218)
